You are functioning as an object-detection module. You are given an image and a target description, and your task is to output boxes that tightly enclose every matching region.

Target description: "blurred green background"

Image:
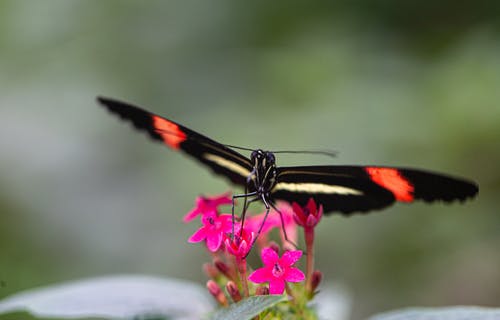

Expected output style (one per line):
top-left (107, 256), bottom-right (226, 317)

top-left (1, 1), bottom-right (499, 319)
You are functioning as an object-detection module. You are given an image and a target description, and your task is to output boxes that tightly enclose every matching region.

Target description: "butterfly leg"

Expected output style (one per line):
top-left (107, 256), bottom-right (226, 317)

top-left (238, 196), bottom-right (262, 237)
top-left (270, 202), bottom-right (299, 250)
top-left (231, 189), bottom-right (257, 238)
top-left (239, 184), bottom-right (249, 234)
top-left (244, 198), bottom-right (271, 259)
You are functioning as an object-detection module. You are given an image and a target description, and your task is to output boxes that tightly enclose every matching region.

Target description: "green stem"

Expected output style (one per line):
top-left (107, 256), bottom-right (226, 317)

top-left (305, 227), bottom-right (315, 297)
top-left (285, 282), bottom-right (298, 304)
top-left (238, 258), bottom-right (250, 297)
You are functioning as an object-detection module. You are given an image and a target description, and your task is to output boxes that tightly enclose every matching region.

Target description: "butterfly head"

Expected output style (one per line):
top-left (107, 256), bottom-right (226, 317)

top-left (251, 149), bottom-right (276, 169)
top-left (250, 150), bottom-right (277, 194)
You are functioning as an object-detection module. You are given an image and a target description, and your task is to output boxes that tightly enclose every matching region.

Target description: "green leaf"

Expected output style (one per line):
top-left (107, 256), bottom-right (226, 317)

top-left (211, 295), bottom-right (286, 320)
top-left (0, 275), bottom-right (213, 320)
top-left (369, 306), bottom-right (500, 320)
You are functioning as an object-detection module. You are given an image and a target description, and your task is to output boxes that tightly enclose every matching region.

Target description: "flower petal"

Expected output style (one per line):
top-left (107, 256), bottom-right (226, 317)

top-left (225, 230), bottom-right (254, 259)
top-left (246, 212), bottom-right (277, 235)
top-left (206, 232), bottom-right (223, 252)
top-left (284, 267), bottom-right (305, 282)
top-left (280, 224), bottom-right (298, 251)
top-left (219, 215), bottom-right (240, 233)
top-left (188, 227), bottom-right (207, 243)
top-left (281, 250), bottom-right (302, 266)
top-left (261, 247), bottom-right (279, 266)
top-left (248, 268), bottom-right (270, 284)
top-left (306, 198), bottom-right (317, 216)
top-left (182, 208), bottom-right (201, 223)
top-left (268, 279), bottom-right (285, 295)
top-left (306, 214), bottom-right (319, 228)
top-left (212, 193), bottom-right (232, 206)
top-left (292, 202), bottom-right (306, 223)
top-left (317, 204), bottom-right (324, 221)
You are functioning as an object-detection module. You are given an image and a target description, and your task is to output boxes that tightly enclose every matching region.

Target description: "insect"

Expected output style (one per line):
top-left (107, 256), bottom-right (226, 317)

top-left (97, 97), bottom-right (478, 219)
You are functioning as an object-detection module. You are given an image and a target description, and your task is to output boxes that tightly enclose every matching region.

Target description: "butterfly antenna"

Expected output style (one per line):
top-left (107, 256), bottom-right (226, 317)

top-left (222, 144), bottom-right (255, 152)
top-left (154, 130), bottom-right (337, 158)
top-left (272, 149), bottom-right (338, 158)
top-left (225, 144), bottom-right (338, 158)
top-left (153, 129), bottom-right (257, 154)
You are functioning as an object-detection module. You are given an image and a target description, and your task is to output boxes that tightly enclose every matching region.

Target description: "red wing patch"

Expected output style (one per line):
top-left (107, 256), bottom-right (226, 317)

top-left (366, 167), bottom-right (414, 202)
top-left (152, 115), bottom-right (187, 150)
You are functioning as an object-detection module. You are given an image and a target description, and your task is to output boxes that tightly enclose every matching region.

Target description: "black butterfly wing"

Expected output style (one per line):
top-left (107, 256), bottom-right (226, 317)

top-left (374, 166), bottom-right (479, 202)
top-left (97, 97), bottom-right (253, 187)
top-left (272, 166), bottom-right (478, 215)
top-left (272, 166), bottom-right (396, 214)
top-left (98, 97), bottom-right (479, 215)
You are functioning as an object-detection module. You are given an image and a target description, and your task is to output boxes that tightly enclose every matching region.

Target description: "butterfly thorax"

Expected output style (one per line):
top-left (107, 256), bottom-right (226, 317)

top-left (249, 149), bottom-right (278, 197)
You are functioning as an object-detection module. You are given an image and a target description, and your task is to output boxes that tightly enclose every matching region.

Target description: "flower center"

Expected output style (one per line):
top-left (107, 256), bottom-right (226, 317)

top-left (234, 236), bottom-right (242, 246)
top-left (207, 217), bottom-right (215, 225)
top-left (207, 217), bottom-right (223, 230)
top-left (272, 262), bottom-right (285, 278)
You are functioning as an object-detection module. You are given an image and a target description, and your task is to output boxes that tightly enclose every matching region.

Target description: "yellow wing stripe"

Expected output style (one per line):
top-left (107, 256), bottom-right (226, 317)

top-left (273, 182), bottom-right (363, 195)
top-left (203, 153), bottom-right (252, 178)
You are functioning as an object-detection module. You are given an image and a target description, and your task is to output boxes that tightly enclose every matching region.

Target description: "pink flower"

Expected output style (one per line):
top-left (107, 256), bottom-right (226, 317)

top-left (248, 247), bottom-right (305, 294)
top-left (183, 193), bottom-right (232, 222)
top-left (188, 214), bottom-right (239, 252)
top-left (292, 198), bottom-right (323, 229)
top-left (246, 202), bottom-right (297, 247)
top-left (224, 228), bottom-right (255, 259)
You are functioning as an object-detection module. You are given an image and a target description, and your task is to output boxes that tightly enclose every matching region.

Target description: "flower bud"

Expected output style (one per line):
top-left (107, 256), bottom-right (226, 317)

top-left (292, 198), bottom-right (323, 229)
top-left (203, 263), bottom-right (219, 279)
top-left (255, 285), bottom-right (269, 296)
top-left (311, 270), bottom-right (323, 293)
top-left (268, 241), bottom-right (280, 255)
top-left (226, 281), bottom-right (242, 302)
top-left (207, 280), bottom-right (228, 306)
top-left (214, 259), bottom-right (233, 280)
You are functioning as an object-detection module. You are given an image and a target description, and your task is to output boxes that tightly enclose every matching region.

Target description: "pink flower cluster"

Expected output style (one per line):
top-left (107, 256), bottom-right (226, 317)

top-left (186, 194), bottom-right (298, 261)
top-left (184, 193), bottom-right (323, 316)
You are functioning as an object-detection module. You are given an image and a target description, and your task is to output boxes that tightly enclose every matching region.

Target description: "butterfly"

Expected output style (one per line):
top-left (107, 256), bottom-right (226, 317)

top-left (97, 96), bottom-right (478, 216)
